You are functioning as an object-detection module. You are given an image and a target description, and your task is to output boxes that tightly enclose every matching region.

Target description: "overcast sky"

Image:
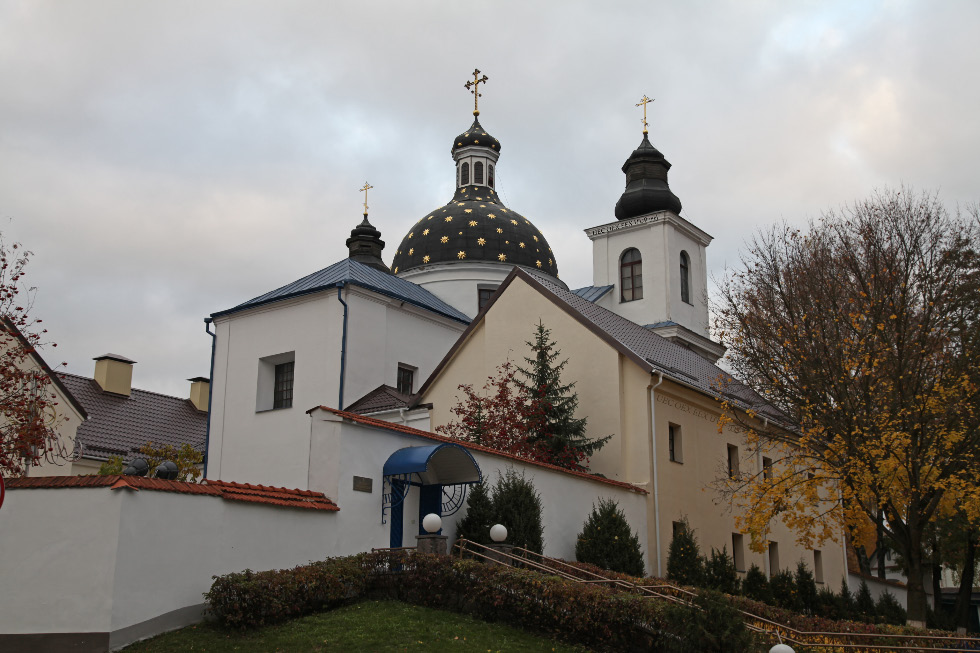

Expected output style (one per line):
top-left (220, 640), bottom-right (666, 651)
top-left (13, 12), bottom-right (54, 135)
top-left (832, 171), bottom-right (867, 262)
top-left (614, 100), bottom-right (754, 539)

top-left (2, 0), bottom-right (978, 397)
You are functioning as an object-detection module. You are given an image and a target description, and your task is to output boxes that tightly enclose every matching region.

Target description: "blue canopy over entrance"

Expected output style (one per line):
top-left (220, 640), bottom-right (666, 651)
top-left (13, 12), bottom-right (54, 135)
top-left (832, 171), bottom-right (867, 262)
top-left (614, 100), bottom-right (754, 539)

top-left (382, 443), bottom-right (482, 548)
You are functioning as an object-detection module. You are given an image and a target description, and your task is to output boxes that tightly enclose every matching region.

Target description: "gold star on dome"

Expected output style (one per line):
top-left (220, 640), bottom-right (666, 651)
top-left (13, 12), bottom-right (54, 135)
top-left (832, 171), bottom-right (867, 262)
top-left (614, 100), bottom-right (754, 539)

top-left (533, 235), bottom-right (538, 241)
top-left (422, 229), bottom-right (430, 236)
top-left (469, 220), bottom-right (477, 226)
top-left (510, 220), bottom-right (518, 225)
top-left (536, 260), bottom-right (542, 268)
top-left (428, 216), bottom-right (433, 220)
top-left (441, 236), bottom-right (449, 243)
top-left (458, 231), bottom-right (462, 235)
top-left (457, 142), bottom-right (462, 146)
top-left (393, 267), bottom-right (398, 273)
top-left (408, 232), bottom-right (413, 239)
top-left (445, 216), bottom-right (453, 222)
top-left (519, 242), bottom-right (526, 248)
top-left (548, 258), bottom-right (553, 265)
top-left (505, 240), bottom-right (509, 244)
top-left (500, 208), bottom-right (508, 213)
top-left (498, 253), bottom-right (506, 261)
top-left (423, 255), bottom-right (430, 263)
top-left (474, 140), bottom-right (479, 144)
top-left (464, 132), bottom-right (470, 136)
top-left (487, 213), bottom-right (496, 219)
top-left (456, 202), bottom-right (465, 206)
top-left (496, 228), bottom-right (503, 233)
top-left (457, 251), bottom-right (466, 259)
top-left (464, 209), bottom-right (472, 213)
top-left (476, 197), bottom-right (482, 200)
top-left (477, 237), bottom-right (486, 245)
top-left (408, 248), bottom-right (414, 255)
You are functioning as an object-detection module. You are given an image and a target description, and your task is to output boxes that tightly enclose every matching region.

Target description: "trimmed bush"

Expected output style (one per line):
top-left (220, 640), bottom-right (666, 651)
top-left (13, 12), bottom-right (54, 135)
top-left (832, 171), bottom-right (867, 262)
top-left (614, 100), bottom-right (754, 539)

top-left (876, 590), bottom-right (907, 625)
top-left (795, 560), bottom-right (818, 615)
top-left (703, 547), bottom-right (739, 595)
top-left (770, 569), bottom-right (801, 612)
top-left (575, 498), bottom-right (645, 577)
top-left (455, 480), bottom-right (494, 546)
top-left (491, 468), bottom-right (544, 553)
top-left (666, 520), bottom-right (703, 587)
top-left (742, 563), bottom-right (772, 604)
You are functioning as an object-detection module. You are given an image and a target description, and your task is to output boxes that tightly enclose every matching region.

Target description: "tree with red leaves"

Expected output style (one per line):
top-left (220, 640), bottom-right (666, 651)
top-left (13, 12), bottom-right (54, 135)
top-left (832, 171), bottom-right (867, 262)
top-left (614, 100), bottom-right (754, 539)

top-left (0, 236), bottom-right (68, 476)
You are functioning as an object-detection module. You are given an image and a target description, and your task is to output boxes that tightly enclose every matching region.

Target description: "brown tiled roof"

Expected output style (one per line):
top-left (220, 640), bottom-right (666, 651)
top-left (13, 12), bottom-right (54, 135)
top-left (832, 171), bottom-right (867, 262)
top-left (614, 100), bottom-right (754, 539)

top-left (418, 267), bottom-right (786, 425)
top-left (6, 475), bottom-right (339, 511)
top-left (311, 407), bottom-right (647, 494)
top-left (345, 384), bottom-right (414, 414)
top-left (58, 374), bottom-right (207, 460)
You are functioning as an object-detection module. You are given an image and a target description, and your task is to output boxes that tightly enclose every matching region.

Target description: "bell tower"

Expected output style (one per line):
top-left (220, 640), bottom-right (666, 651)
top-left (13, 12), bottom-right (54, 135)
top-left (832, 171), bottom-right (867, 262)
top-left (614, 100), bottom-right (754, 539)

top-left (584, 98), bottom-right (724, 362)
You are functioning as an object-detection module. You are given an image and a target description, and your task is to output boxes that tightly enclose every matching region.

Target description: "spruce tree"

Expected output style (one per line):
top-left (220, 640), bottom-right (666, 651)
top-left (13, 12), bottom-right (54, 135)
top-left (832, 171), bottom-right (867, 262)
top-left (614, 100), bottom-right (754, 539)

top-left (575, 498), bottom-right (645, 576)
top-left (704, 547), bottom-right (740, 595)
top-left (516, 320), bottom-right (611, 470)
top-left (770, 570), bottom-right (801, 612)
top-left (454, 481), bottom-right (494, 547)
top-left (795, 560), bottom-right (818, 615)
top-left (856, 579), bottom-right (877, 621)
top-left (837, 577), bottom-right (856, 620)
top-left (741, 564), bottom-right (772, 604)
top-left (491, 468), bottom-right (544, 554)
top-left (666, 520), bottom-right (703, 586)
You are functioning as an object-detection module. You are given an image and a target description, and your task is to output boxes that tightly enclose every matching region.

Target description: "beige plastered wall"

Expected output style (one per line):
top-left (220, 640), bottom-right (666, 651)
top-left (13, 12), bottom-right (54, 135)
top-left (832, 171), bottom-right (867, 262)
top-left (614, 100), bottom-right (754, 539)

top-left (422, 275), bottom-right (846, 583)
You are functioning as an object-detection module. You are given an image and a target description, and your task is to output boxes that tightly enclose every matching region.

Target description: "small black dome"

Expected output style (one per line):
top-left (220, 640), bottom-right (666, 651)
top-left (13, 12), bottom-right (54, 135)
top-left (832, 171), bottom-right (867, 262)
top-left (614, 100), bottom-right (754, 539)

top-left (390, 185), bottom-right (557, 278)
top-left (614, 134), bottom-right (682, 219)
top-left (451, 117), bottom-right (501, 155)
top-left (346, 215), bottom-right (390, 273)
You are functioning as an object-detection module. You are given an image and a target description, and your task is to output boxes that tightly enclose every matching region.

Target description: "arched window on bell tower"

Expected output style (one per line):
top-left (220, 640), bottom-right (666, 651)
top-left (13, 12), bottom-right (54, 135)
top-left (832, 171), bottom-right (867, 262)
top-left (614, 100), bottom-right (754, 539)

top-left (461, 162), bottom-right (470, 186)
top-left (474, 161), bottom-right (484, 185)
top-left (488, 164), bottom-right (494, 188)
top-left (680, 250), bottom-right (691, 304)
top-left (620, 248), bottom-right (643, 302)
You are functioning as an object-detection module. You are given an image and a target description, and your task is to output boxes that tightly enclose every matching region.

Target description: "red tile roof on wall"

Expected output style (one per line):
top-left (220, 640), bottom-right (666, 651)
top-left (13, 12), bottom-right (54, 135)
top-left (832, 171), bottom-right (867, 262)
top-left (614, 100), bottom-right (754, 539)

top-left (313, 406), bottom-right (647, 494)
top-left (6, 475), bottom-right (339, 512)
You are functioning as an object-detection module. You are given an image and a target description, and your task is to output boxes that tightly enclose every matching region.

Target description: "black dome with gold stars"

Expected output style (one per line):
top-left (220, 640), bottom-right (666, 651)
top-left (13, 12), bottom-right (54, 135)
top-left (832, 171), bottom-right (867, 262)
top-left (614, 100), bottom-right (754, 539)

top-left (390, 184), bottom-right (558, 278)
top-left (451, 117), bottom-right (501, 154)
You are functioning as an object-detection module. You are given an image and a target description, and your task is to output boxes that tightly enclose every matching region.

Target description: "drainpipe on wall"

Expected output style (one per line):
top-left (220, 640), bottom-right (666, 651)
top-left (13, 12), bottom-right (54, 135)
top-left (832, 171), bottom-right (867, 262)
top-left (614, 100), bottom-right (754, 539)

top-left (649, 371), bottom-right (665, 576)
top-left (336, 283), bottom-right (349, 410)
top-left (203, 318), bottom-right (217, 479)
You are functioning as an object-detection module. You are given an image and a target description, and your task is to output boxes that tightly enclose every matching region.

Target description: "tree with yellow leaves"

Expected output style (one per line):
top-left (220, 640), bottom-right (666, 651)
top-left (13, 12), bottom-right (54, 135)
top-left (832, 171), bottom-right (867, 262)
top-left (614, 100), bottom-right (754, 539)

top-left (714, 189), bottom-right (980, 625)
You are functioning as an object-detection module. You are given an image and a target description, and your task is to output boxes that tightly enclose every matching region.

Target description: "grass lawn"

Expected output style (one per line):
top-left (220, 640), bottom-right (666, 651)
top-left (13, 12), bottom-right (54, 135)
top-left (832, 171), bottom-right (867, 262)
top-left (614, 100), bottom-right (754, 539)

top-left (122, 600), bottom-right (592, 652)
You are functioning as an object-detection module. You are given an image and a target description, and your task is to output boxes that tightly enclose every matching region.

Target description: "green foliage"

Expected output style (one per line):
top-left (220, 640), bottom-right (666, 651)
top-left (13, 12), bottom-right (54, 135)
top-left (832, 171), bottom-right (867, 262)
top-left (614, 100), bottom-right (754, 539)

top-left (97, 441), bottom-right (203, 482)
top-left (795, 560), bottom-right (818, 615)
top-left (770, 570), bottom-right (801, 612)
top-left (837, 577), bottom-right (856, 620)
top-left (875, 590), bottom-right (907, 626)
top-left (855, 579), bottom-right (877, 620)
top-left (574, 498), bottom-right (645, 577)
top-left (454, 481), bottom-right (494, 547)
top-left (664, 590), bottom-right (755, 653)
top-left (491, 468), bottom-right (544, 554)
top-left (703, 547), bottom-right (740, 595)
top-left (666, 520), bottom-right (703, 587)
top-left (815, 585), bottom-right (839, 619)
top-left (741, 564), bottom-right (772, 604)
top-left (516, 320), bottom-right (611, 470)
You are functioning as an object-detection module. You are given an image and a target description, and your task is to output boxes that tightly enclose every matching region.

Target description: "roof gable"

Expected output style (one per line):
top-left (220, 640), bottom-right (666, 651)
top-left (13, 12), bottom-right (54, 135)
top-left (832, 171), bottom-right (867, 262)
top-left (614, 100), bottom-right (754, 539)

top-left (212, 258), bottom-right (470, 324)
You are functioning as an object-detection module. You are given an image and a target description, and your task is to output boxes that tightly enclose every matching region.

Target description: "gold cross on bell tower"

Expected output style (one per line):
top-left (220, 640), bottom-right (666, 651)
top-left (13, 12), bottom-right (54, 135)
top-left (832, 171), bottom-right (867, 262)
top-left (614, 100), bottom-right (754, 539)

top-left (464, 69), bottom-right (489, 116)
top-left (635, 95), bottom-right (654, 135)
top-left (360, 181), bottom-right (373, 217)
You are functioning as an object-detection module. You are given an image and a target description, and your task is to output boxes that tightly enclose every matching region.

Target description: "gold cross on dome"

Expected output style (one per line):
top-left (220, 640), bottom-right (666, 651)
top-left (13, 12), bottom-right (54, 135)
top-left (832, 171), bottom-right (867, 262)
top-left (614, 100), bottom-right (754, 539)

top-left (635, 95), bottom-right (654, 134)
top-left (359, 181), bottom-right (373, 216)
top-left (464, 69), bottom-right (489, 116)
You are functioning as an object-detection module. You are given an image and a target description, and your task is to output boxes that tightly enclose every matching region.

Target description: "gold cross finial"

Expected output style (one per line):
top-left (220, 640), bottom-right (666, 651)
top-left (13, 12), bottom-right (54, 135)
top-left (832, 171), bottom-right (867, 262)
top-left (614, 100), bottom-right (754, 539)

top-left (359, 181), bottom-right (373, 217)
top-left (635, 95), bottom-right (654, 135)
top-left (464, 69), bottom-right (489, 116)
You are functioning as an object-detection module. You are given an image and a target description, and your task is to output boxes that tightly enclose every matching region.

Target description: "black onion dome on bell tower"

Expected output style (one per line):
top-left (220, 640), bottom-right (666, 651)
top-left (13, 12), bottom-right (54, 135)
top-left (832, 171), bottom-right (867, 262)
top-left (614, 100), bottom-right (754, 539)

top-left (390, 116), bottom-right (558, 279)
top-left (614, 133), bottom-right (682, 220)
top-left (346, 215), bottom-right (390, 273)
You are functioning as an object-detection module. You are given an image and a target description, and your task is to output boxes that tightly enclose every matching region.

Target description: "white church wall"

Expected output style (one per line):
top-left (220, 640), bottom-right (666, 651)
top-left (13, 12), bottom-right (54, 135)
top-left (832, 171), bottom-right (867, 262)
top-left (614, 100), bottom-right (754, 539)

top-left (398, 261), bottom-right (518, 319)
top-left (0, 486), bottom-right (338, 650)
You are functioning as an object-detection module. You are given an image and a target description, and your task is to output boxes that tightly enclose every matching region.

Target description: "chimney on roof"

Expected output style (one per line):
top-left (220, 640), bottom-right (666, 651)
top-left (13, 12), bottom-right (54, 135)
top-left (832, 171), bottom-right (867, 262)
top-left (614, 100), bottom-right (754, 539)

top-left (188, 377), bottom-right (210, 412)
top-left (93, 354), bottom-right (136, 396)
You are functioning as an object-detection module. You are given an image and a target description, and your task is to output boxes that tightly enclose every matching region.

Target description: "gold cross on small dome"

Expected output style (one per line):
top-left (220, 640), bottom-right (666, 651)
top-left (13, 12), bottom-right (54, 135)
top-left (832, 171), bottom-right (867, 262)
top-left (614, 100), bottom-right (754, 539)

top-left (360, 182), bottom-right (373, 215)
top-left (635, 95), bottom-right (654, 135)
top-left (465, 69), bottom-right (489, 116)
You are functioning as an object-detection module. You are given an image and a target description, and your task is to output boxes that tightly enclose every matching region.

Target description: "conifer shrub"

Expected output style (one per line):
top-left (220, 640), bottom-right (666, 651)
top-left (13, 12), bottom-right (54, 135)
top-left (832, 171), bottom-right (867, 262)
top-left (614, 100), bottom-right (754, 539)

top-left (574, 498), bottom-right (645, 576)
top-left (454, 481), bottom-right (494, 547)
top-left (837, 577), bottom-right (856, 620)
top-left (703, 547), bottom-right (740, 595)
top-left (741, 563), bottom-right (772, 604)
top-left (770, 569), bottom-right (801, 612)
top-left (815, 584), bottom-right (839, 619)
top-left (875, 590), bottom-right (907, 625)
top-left (665, 589), bottom-right (756, 652)
top-left (666, 520), bottom-right (703, 587)
top-left (490, 468), bottom-right (544, 554)
top-left (795, 560), bottom-right (818, 615)
top-left (856, 579), bottom-right (877, 621)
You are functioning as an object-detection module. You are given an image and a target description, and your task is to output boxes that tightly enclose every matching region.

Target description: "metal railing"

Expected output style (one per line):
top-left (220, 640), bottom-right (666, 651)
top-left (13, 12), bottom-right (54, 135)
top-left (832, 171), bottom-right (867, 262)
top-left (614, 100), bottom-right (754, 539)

top-left (451, 538), bottom-right (980, 652)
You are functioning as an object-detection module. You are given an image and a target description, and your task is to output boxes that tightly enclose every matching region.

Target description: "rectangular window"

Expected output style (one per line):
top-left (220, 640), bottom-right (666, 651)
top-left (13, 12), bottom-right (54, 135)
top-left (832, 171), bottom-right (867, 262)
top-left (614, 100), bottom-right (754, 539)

top-left (732, 533), bottom-right (745, 572)
top-left (668, 423), bottom-right (683, 463)
top-left (477, 287), bottom-right (498, 312)
top-left (273, 361), bottom-right (294, 409)
top-left (397, 364), bottom-right (415, 394)
top-left (727, 444), bottom-right (740, 479)
top-left (762, 456), bottom-right (773, 480)
top-left (768, 541), bottom-right (780, 576)
top-left (814, 550), bottom-right (824, 584)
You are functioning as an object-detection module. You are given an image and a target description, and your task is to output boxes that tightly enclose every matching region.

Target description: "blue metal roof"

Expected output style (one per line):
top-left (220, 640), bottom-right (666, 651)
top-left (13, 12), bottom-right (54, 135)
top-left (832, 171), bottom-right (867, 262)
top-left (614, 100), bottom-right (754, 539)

top-left (383, 443), bottom-right (482, 485)
top-left (212, 258), bottom-right (471, 323)
top-left (571, 285), bottom-right (614, 303)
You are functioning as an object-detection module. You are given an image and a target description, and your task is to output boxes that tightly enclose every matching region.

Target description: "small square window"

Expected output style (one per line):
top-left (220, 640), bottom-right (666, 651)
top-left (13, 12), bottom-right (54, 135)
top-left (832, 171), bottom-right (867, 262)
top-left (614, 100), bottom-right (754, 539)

top-left (256, 351), bottom-right (295, 412)
top-left (397, 364), bottom-right (415, 394)
top-left (668, 423), bottom-right (683, 463)
top-left (477, 287), bottom-right (497, 312)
